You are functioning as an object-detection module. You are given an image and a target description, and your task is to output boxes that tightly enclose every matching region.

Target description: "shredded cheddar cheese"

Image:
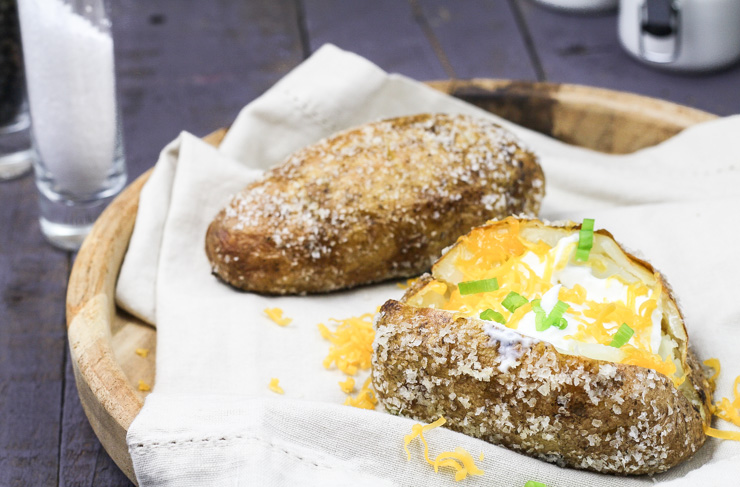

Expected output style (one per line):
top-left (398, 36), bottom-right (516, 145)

top-left (700, 358), bottom-right (740, 442)
top-left (437, 216), bottom-right (683, 384)
top-left (344, 376), bottom-right (377, 410)
top-left (137, 380), bottom-right (151, 392)
top-left (135, 348), bottom-right (149, 358)
top-left (318, 313), bottom-right (379, 409)
top-left (339, 376), bottom-right (356, 394)
top-left (269, 378), bottom-right (284, 394)
top-left (403, 416), bottom-right (484, 481)
top-left (704, 426), bottom-right (740, 441)
top-left (264, 307), bottom-right (292, 326)
top-left (318, 313), bottom-right (375, 375)
top-left (712, 374), bottom-right (740, 426)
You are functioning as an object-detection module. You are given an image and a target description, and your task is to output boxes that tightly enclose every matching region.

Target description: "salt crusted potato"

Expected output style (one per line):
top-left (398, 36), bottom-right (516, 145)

top-left (372, 218), bottom-right (713, 475)
top-left (205, 113), bottom-right (544, 294)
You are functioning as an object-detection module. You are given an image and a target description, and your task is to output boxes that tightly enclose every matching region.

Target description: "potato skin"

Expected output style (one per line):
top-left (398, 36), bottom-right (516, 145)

top-left (372, 299), bottom-right (712, 475)
top-left (205, 113), bottom-right (544, 294)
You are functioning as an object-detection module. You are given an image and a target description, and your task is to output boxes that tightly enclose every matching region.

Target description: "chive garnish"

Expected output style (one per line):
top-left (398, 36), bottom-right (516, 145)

top-left (575, 218), bottom-right (595, 262)
top-left (502, 291), bottom-right (528, 312)
top-left (531, 299), bottom-right (547, 331)
top-left (532, 299), bottom-right (569, 332)
top-left (458, 278), bottom-right (499, 295)
top-left (610, 323), bottom-right (635, 348)
top-left (544, 300), bottom-right (570, 330)
top-left (480, 308), bottom-right (506, 324)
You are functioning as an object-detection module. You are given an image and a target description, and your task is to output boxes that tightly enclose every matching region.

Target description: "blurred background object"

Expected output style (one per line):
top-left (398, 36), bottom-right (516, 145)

top-left (619, 0), bottom-right (740, 72)
top-left (530, 0), bottom-right (618, 13)
top-left (0, 0), bottom-right (32, 180)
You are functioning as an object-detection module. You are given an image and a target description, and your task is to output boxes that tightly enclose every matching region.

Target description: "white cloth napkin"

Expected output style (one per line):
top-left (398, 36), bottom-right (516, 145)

top-left (119, 44), bottom-right (740, 486)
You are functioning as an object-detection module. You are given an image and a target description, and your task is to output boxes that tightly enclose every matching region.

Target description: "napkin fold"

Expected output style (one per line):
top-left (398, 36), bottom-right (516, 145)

top-left (119, 44), bottom-right (740, 486)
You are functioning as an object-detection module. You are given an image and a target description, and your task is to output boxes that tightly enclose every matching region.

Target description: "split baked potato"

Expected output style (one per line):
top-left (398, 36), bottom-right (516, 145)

top-left (205, 113), bottom-right (544, 294)
top-left (372, 217), bottom-right (713, 475)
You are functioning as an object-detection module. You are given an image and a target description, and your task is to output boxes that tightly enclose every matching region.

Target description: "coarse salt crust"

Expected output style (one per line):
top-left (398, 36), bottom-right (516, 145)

top-left (205, 113), bottom-right (544, 294)
top-left (372, 300), bottom-right (712, 475)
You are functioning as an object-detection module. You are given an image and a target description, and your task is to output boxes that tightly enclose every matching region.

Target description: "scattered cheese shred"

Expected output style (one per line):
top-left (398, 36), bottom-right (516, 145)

top-left (318, 312), bottom-right (379, 409)
top-left (269, 378), bottom-right (284, 394)
top-left (137, 380), bottom-right (151, 392)
top-left (338, 376), bottom-right (356, 394)
top-left (713, 375), bottom-right (740, 426)
top-left (403, 416), bottom-right (485, 481)
top-left (318, 313), bottom-right (375, 375)
top-left (344, 376), bottom-right (377, 410)
top-left (705, 426), bottom-right (740, 441)
top-left (434, 447), bottom-right (485, 481)
top-left (135, 348), bottom-right (149, 358)
top-left (264, 307), bottom-right (292, 326)
top-left (701, 358), bottom-right (740, 442)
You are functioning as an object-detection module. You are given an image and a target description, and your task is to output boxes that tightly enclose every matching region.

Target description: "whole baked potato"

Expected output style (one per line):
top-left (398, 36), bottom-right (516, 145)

top-left (205, 113), bottom-right (544, 294)
top-left (372, 217), bottom-right (713, 475)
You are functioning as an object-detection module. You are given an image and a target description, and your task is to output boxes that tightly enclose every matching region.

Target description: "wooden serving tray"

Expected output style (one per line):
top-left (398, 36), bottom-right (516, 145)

top-left (65, 79), bottom-right (716, 484)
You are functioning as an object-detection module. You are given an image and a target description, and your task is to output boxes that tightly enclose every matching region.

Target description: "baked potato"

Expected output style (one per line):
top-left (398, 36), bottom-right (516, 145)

top-left (372, 217), bottom-right (713, 475)
top-left (205, 113), bottom-right (544, 294)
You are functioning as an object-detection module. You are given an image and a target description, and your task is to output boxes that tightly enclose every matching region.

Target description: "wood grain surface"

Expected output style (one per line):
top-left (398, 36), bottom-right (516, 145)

top-left (2, 1), bottom-right (738, 485)
top-left (0, 174), bottom-right (69, 485)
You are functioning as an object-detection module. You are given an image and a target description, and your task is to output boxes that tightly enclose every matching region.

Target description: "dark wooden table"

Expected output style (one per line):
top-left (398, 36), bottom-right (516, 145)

top-left (2, 1), bottom-right (739, 485)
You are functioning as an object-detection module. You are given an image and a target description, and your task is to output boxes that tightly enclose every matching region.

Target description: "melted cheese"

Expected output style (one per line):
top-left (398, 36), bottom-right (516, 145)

top-left (439, 218), bottom-right (679, 383)
top-left (403, 416), bottom-right (485, 481)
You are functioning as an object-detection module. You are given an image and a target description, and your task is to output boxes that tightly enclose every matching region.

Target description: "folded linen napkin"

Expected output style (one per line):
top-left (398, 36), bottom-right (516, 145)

top-left (119, 44), bottom-right (740, 486)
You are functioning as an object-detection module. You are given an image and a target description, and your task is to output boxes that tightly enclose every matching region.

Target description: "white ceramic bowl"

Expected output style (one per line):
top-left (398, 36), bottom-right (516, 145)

top-left (531, 0), bottom-right (618, 13)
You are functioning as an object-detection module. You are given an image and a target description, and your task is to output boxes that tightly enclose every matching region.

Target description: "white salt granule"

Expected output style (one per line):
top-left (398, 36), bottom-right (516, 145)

top-left (18, 0), bottom-right (118, 195)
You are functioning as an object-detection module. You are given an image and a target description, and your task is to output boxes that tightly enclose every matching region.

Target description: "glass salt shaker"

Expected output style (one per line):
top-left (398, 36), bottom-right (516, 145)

top-left (17, 0), bottom-right (126, 250)
top-left (0, 0), bottom-right (32, 180)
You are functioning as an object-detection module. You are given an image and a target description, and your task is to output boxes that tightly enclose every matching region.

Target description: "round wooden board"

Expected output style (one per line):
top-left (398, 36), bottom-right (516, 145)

top-left (65, 79), bottom-right (717, 484)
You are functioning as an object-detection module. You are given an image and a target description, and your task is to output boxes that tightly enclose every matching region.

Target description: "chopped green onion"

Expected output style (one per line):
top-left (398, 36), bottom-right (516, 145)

top-left (524, 482), bottom-right (546, 487)
top-left (532, 299), bottom-right (570, 332)
top-left (531, 299), bottom-right (547, 331)
top-left (502, 291), bottom-right (528, 312)
top-left (552, 317), bottom-right (568, 330)
top-left (575, 218), bottom-right (595, 262)
top-left (544, 300), bottom-right (570, 330)
top-left (458, 278), bottom-right (499, 295)
top-left (480, 309), bottom-right (505, 324)
top-left (610, 323), bottom-right (635, 348)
